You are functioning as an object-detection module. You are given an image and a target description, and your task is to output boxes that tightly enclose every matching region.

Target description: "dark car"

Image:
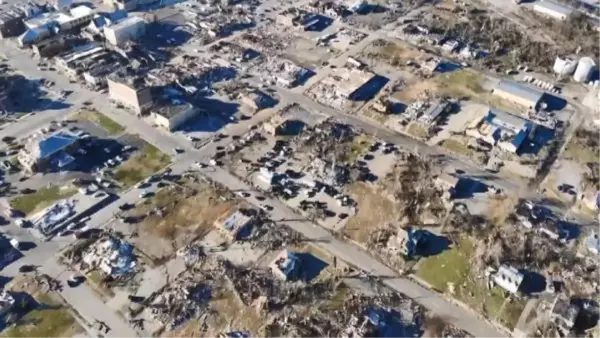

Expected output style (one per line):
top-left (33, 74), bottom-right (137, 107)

top-left (19, 264), bottom-right (36, 273)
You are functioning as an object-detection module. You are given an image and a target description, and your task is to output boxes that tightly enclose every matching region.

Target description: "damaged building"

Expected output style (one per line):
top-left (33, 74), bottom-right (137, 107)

top-left (107, 70), bottom-right (153, 113)
top-left (82, 236), bottom-right (137, 277)
top-left (18, 129), bottom-right (80, 173)
top-left (214, 209), bottom-right (253, 241)
top-left (465, 108), bottom-right (537, 154)
top-left (19, 5), bottom-right (94, 46)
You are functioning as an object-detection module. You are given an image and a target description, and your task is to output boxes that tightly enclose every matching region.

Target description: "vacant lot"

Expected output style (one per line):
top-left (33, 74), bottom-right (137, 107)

top-left (343, 182), bottom-right (400, 244)
top-left (1, 277), bottom-right (83, 338)
top-left (114, 143), bottom-right (171, 187)
top-left (127, 177), bottom-right (237, 261)
top-left (406, 122), bottom-right (429, 139)
top-left (416, 236), bottom-right (525, 329)
top-left (10, 185), bottom-right (77, 215)
top-left (75, 110), bottom-right (124, 135)
top-left (563, 127), bottom-right (599, 165)
top-left (361, 40), bottom-right (426, 68)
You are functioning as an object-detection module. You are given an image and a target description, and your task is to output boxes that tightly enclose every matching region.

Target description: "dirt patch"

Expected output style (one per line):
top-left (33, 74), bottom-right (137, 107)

top-left (361, 39), bottom-right (426, 68)
top-left (343, 182), bottom-right (400, 244)
top-left (127, 176), bottom-right (238, 262)
top-left (2, 276), bottom-right (84, 338)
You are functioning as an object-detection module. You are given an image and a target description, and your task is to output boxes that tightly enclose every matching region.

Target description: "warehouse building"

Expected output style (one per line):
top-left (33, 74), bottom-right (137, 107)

top-left (533, 0), bottom-right (573, 21)
top-left (107, 71), bottom-right (153, 113)
top-left (492, 80), bottom-right (544, 110)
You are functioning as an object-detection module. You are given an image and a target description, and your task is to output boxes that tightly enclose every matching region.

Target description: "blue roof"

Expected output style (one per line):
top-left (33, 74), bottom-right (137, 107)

top-left (278, 250), bottom-right (300, 278)
top-left (511, 129), bottom-right (529, 149)
top-left (38, 131), bottom-right (78, 160)
top-left (52, 151), bottom-right (75, 168)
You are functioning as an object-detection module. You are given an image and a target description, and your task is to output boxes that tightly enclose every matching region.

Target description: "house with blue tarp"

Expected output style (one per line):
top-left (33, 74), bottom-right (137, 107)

top-left (269, 249), bottom-right (301, 280)
top-left (18, 129), bottom-right (80, 173)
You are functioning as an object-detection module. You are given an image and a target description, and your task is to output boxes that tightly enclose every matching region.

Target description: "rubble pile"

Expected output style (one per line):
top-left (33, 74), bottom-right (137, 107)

top-left (147, 276), bottom-right (212, 330)
top-left (249, 221), bottom-right (305, 251)
top-left (238, 29), bottom-right (290, 55)
top-left (266, 291), bottom-right (424, 337)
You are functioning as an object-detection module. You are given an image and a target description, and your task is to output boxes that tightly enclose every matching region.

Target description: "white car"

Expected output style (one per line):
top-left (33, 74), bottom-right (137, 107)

top-left (139, 190), bottom-right (151, 198)
top-left (195, 161), bottom-right (207, 168)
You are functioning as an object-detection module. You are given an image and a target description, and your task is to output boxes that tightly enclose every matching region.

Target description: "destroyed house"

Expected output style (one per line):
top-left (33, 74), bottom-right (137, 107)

top-left (269, 249), bottom-right (301, 280)
top-left (214, 210), bottom-right (252, 240)
top-left (83, 237), bottom-right (136, 277)
top-left (418, 100), bottom-right (450, 125)
top-left (493, 265), bottom-right (523, 294)
top-left (551, 296), bottom-right (580, 334)
top-left (386, 227), bottom-right (428, 258)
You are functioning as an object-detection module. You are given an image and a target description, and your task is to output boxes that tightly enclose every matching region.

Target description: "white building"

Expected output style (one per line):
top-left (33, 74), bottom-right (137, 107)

top-left (493, 265), bottom-right (524, 294)
top-left (533, 0), bottom-right (574, 20)
top-left (151, 103), bottom-right (198, 131)
top-left (19, 5), bottom-right (93, 46)
top-left (103, 16), bottom-right (145, 46)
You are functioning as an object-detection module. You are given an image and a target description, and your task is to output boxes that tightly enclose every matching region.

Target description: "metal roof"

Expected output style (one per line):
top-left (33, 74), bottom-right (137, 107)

top-left (496, 80), bottom-right (544, 106)
top-left (534, 0), bottom-right (574, 17)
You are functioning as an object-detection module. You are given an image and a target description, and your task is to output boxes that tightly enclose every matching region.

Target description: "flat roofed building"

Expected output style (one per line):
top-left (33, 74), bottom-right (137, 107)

top-left (103, 16), bottom-right (145, 46)
top-left (214, 210), bottom-right (252, 240)
top-left (534, 0), bottom-right (573, 20)
top-left (492, 80), bottom-right (544, 110)
top-left (321, 67), bottom-right (375, 99)
top-left (107, 72), bottom-right (152, 113)
top-left (150, 102), bottom-right (198, 131)
top-left (18, 129), bottom-right (79, 173)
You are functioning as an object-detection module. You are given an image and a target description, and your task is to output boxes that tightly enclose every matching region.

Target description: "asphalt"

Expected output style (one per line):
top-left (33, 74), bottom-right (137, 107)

top-left (0, 3), bottom-right (581, 336)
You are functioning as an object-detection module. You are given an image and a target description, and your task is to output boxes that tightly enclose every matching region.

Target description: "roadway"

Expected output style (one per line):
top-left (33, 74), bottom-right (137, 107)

top-left (0, 6), bottom-right (525, 337)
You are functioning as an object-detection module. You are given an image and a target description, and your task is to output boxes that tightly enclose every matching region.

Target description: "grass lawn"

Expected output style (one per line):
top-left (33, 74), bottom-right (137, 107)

top-left (342, 134), bottom-right (373, 163)
top-left (439, 138), bottom-right (473, 157)
top-left (406, 122), bottom-right (429, 139)
top-left (362, 107), bottom-right (389, 124)
top-left (564, 140), bottom-right (598, 164)
top-left (343, 182), bottom-right (400, 245)
top-left (497, 298), bottom-right (527, 330)
top-left (75, 110), bottom-right (124, 135)
top-left (114, 143), bottom-right (171, 187)
top-left (10, 185), bottom-right (77, 215)
top-left (2, 280), bottom-right (83, 338)
top-left (416, 237), bottom-right (510, 321)
top-left (436, 70), bottom-right (483, 99)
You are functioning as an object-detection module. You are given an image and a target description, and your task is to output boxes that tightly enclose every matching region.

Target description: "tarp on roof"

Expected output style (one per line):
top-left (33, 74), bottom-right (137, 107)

top-left (38, 132), bottom-right (78, 159)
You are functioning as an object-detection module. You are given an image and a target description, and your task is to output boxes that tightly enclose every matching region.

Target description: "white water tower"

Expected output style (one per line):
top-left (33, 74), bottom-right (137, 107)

top-left (573, 57), bottom-right (597, 83)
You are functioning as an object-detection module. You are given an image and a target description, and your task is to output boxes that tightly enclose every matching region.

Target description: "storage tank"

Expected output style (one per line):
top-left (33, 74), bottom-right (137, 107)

top-left (573, 57), bottom-right (597, 82)
top-left (553, 56), bottom-right (578, 75)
